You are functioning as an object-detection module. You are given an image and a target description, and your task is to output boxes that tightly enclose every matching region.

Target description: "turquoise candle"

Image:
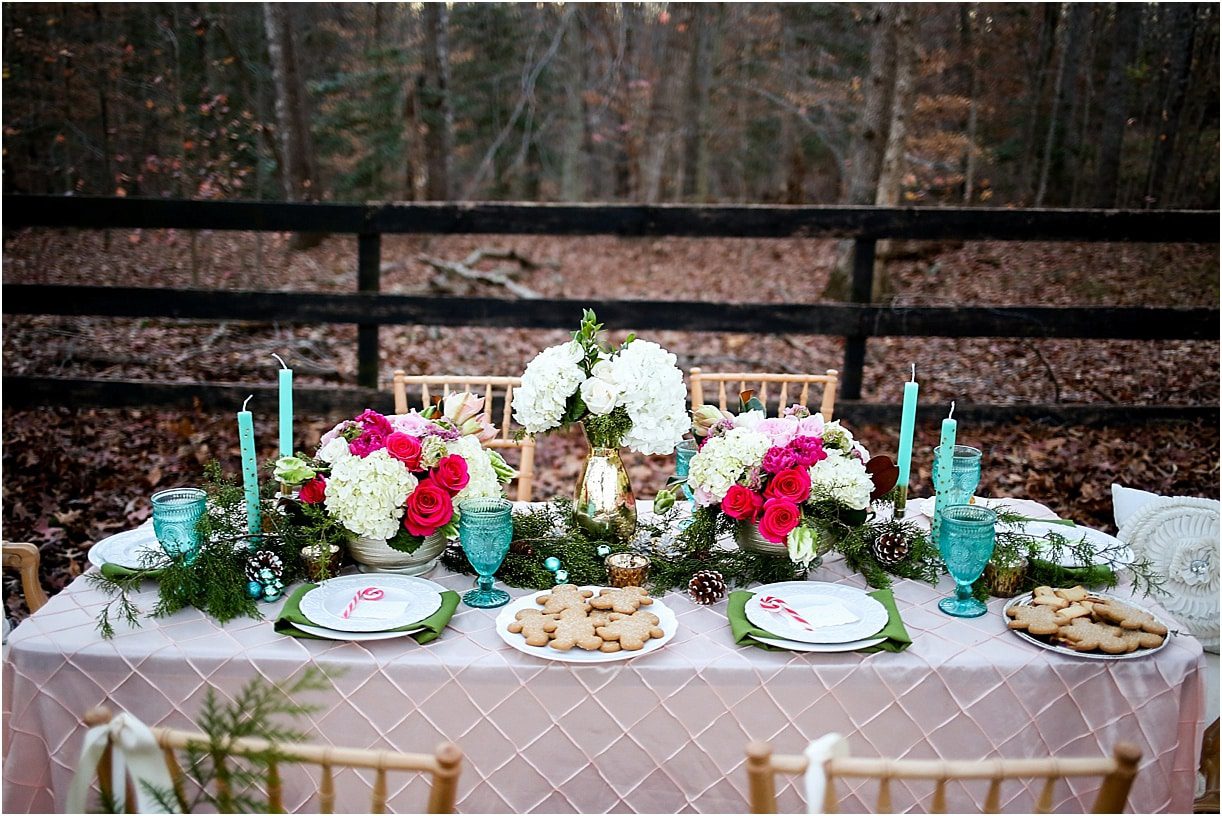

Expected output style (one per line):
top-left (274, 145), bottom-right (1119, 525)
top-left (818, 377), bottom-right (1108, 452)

top-left (896, 364), bottom-right (919, 501)
top-left (237, 395), bottom-right (262, 538)
top-left (931, 402), bottom-right (957, 542)
top-left (275, 354), bottom-right (294, 458)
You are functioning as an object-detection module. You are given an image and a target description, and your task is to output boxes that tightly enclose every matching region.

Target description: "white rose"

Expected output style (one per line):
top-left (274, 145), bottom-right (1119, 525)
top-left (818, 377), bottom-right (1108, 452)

top-left (580, 376), bottom-right (620, 416)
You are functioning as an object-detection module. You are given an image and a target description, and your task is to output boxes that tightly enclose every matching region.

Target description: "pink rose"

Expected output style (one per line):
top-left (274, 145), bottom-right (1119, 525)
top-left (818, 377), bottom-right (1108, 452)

top-left (386, 432), bottom-right (423, 470)
top-left (403, 479), bottom-right (455, 537)
top-left (432, 454), bottom-right (470, 494)
top-left (721, 484), bottom-right (764, 521)
top-left (758, 498), bottom-right (802, 543)
top-left (765, 467), bottom-right (812, 503)
top-left (762, 446), bottom-right (798, 474)
top-left (298, 476), bottom-right (326, 504)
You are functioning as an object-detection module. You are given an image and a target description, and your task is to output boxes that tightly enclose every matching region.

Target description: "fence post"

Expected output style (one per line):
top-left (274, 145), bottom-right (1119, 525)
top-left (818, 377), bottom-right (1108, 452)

top-left (357, 231), bottom-right (382, 389)
top-left (840, 237), bottom-right (875, 401)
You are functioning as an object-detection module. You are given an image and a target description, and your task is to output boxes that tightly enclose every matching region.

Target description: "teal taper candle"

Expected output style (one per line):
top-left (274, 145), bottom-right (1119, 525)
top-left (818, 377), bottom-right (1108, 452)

top-left (277, 359), bottom-right (293, 459)
top-left (931, 402), bottom-right (957, 544)
top-left (237, 395), bottom-right (262, 537)
top-left (896, 365), bottom-right (919, 493)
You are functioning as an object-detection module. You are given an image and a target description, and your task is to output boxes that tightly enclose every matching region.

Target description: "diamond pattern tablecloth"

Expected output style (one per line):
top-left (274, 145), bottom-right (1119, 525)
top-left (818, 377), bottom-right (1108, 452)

top-left (2, 500), bottom-right (1205, 813)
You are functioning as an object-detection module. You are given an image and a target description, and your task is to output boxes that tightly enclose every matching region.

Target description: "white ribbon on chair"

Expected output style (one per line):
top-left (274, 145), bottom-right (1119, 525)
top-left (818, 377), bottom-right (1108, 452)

top-left (803, 733), bottom-right (849, 815)
top-left (67, 712), bottom-right (180, 814)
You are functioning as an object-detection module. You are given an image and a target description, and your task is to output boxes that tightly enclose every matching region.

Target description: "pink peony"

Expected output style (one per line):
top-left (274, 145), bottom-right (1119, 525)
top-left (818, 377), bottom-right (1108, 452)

top-left (762, 446), bottom-right (798, 474)
top-left (348, 430), bottom-right (387, 458)
top-left (764, 467), bottom-right (812, 503)
top-left (298, 476), bottom-right (327, 504)
top-left (758, 498), bottom-right (802, 543)
top-left (756, 417), bottom-right (799, 447)
top-left (787, 435), bottom-right (827, 467)
top-left (721, 484), bottom-right (764, 521)
top-left (796, 414), bottom-right (825, 438)
top-left (386, 432), bottom-right (423, 470)
top-left (355, 409), bottom-right (393, 436)
top-left (403, 479), bottom-right (455, 537)
top-left (432, 454), bottom-right (470, 494)
top-left (389, 412), bottom-right (433, 436)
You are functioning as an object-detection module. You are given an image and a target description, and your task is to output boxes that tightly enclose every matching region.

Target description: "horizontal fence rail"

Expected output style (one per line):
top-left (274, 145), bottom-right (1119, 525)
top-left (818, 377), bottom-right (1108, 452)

top-left (3, 194), bottom-right (1218, 423)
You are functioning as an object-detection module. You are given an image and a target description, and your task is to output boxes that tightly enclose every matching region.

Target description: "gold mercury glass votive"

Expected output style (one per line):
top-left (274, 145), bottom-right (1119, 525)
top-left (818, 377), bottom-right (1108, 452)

top-left (604, 552), bottom-right (650, 588)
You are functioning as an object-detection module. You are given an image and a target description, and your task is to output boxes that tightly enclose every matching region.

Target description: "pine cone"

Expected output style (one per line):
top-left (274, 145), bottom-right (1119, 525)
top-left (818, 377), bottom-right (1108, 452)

top-left (245, 550), bottom-right (284, 583)
top-left (870, 530), bottom-right (910, 567)
top-left (510, 539), bottom-right (534, 557)
top-left (688, 569), bottom-right (727, 605)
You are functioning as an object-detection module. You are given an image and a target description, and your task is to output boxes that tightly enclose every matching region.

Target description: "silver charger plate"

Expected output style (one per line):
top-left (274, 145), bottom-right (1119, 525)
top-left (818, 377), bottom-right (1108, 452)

top-left (750, 633), bottom-right (887, 653)
top-left (1001, 592), bottom-right (1171, 660)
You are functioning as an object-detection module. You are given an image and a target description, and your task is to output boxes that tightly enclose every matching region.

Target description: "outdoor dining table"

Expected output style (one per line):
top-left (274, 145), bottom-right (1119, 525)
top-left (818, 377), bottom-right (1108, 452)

top-left (2, 498), bottom-right (1205, 813)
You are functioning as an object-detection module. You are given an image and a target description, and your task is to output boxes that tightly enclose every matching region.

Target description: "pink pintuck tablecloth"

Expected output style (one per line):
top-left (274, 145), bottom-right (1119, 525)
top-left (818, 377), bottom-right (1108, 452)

top-left (3, 499), bottom-right (1205, 813)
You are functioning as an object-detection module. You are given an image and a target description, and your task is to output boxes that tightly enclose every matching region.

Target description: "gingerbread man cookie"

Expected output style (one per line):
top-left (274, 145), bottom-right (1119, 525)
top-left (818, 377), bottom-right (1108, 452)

top-left (1058, 618), bottom-right (1142, 654)
top-left (595, 609), bottom-right (664, 651)
top-left (535, 584), bottom-right (593, 615)
top-left (508, 609), bottom-right (558, 647)
top-left (589, 586), bottom-right (654, 615)
top-left (1006, 603), bottom-right (1062, 636)
top-left (1091, 599), bottom-right (1169, 636)
top-left (1030, 586), bottom-right (1069, 611)
top-left (548, 607), bottom-right (605, 652)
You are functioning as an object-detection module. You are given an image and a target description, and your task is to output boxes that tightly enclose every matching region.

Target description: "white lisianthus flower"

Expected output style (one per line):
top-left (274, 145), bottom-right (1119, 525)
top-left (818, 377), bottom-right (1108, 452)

top-left (446, 435), bottom-right (503, 504)
top-left (809, 453), bottom-right (873, 511)
top-left (512, 341), bottom-right (586, 434)
top-left (579, 376), bottom-right (620, 416)
top-left (319, 436), bottom-right (352, 464)
top-left (324, 449), bottom-right (418, 540)
top-left (687, 428), bottom-right (772, 503)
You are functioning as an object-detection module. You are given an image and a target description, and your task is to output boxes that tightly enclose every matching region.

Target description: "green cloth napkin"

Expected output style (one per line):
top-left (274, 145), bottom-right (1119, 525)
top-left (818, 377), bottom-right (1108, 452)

top-left (727, 588), bottom-right (912, 654)
top-left (275, 584), bottom-right (461, 644)
top-left (100, 563), bottom-right (164, 580)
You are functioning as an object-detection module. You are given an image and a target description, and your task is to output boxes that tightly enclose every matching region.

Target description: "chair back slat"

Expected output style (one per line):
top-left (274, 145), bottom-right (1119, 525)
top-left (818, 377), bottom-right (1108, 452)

top-left (372, 766), bottom-right (387, 814)
top-left (267, 757), bottom-right (283, 813)
top-left (688, 370), bottom-right (839, 420)
top-left (745, 738), bottom-right (1141, 814)
top-left (390, 371), bottom-right (534, 501)
top-left (162, 744), bottom-right (187, 809)
top-left (319, 762), bottom-right (335, 813)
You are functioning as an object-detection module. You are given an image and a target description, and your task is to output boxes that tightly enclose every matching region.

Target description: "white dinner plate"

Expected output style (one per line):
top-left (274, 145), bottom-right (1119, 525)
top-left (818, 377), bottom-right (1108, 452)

top-left (495, 586), bottom-right (678, 663)
top-left (299, 574), bottom-right (445, 633)
top-left (750, 633), bottom-right (887, 653)
top-left (88, 523), bottom-right (165, 570)
top-left (1001, 592), bottom-right (1171, 660)
top-left (1001, 521), bottom-right (1135, 569)
top-left (745, 582), bottom-right (889, 644)
top-left (292, 622), bottom-right (426, 642)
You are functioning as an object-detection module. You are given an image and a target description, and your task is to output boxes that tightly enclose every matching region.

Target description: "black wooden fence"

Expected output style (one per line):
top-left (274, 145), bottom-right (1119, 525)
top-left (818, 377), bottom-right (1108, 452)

top-left (3, 195), bottom-right (1218, 424)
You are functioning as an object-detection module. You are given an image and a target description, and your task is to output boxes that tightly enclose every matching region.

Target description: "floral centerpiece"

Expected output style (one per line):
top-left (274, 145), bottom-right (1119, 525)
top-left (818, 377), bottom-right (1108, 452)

top-left (685, 401), bottom-right (896, 568)
top-left (512, 309), bottom-right (688, 539)
top-left (276, 393), bottom-right (515, 573)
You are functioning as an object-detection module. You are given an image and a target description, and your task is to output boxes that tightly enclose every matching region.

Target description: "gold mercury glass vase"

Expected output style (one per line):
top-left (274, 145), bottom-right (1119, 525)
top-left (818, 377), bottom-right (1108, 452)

top-left (574, 445), bottom-right (638, 542)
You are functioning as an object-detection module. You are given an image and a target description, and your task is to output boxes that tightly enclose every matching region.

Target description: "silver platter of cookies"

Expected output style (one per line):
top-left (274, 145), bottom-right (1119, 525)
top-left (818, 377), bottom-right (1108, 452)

top-left (495, 584), bottom-right (679, 663)
top-left (1002, 586), bottom-right (1171, 660)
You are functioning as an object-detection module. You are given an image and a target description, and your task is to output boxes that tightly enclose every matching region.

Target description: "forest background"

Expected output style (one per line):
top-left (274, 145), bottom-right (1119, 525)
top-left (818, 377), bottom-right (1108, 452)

top-left (2, 2), bottom-right (1219, 612)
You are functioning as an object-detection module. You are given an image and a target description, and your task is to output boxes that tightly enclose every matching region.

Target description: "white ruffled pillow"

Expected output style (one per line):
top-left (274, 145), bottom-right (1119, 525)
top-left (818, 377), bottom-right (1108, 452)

top-left (1112, 484), bottom-right (1219, 653)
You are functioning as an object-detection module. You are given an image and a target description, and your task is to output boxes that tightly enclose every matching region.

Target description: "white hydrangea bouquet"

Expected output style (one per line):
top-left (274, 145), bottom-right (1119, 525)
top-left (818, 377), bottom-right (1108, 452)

top-left (685, 399), bottom-right (897, 567)
top-left (512, 309), bottom-right (689, 454)
top-left (275, 394), bottom-right (515, 554)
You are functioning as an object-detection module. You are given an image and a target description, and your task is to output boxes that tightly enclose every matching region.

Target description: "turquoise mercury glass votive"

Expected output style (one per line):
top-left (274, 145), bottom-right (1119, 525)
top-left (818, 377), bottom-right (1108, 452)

top-left (937, 504), bottom-right (997, 618)
top-left (458, 498), bottom-right (513, 608)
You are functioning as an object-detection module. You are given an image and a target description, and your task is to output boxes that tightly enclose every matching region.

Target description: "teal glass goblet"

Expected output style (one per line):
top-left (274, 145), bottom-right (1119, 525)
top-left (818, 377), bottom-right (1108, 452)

top-left (675, 440), bottom-right (698, 504)
top-left (937, 504), bottom-right (997, 618)
top-left (151, 487), bottom-right (207, 564)
top-left (458, 498), bottom-right (513, 608)
top-left (930, 445), bottom-right (982, 544)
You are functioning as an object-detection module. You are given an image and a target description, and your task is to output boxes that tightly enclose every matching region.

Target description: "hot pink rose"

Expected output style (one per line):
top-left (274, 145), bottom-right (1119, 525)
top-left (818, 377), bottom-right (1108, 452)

top-left (721, 484), bottom-right (764, 521)
top-left (386, 432), bottom-right (423, 470)
top-left (298, 476), bottom-right (327, 504)
top-left (432, 455), bottom-right (470, 494)
top-left (764, 467), bottom-right (811, 503)
top-left (758, 498), bottom-right (802, 543)
top-left (403, 479), bottom-right (454, 537)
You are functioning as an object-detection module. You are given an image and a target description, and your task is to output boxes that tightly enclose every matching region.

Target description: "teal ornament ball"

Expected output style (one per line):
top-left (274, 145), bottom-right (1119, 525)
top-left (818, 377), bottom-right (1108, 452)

top-left (596, 545), bottom-right (611, 557)
top-left (543, 556), bottom-right (562, 573)
top-left (554, 569), bottom-right (569, 584)
top-left (247, 581), bottom-right (263, 599)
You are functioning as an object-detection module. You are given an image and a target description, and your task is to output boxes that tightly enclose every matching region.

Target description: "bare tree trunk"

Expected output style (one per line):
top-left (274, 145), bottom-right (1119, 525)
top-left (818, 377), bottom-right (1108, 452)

top-left (263, 2), bottom-right (322, 249)
top-left (559, 9), bottom-right (587, 202)
top-left (682, 5), bottom-right (717, 201)
top-left (1093, 3), bottom-right (1142, 208)
top-left (1035, 7), bottom-right (1068, 208)
top-left (1145, 3), bottom-right (1198, 208)
top-left (875, 5), bottom-right (915, 210)
top-left (421, 2), bottom-right (452, 201)
top-left (962, 4), bottom-right (980, 204)
top-left (1019, 5), bottom-right (1059, 201)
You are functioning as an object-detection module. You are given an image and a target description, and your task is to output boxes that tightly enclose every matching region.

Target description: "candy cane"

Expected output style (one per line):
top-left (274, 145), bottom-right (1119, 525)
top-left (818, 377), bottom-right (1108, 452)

top-left (757, 595), bottom-right (815, 631)
top-left (341, 587), bottom-right (385, 619)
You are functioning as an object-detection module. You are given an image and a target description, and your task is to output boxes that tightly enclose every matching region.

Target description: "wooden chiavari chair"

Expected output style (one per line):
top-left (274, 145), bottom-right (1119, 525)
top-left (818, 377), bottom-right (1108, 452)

top-left (392, 371), bottom-right (536, 501)
top-left (745, 737), bottom-right (1141, 814)
top-left (84, 706), bottom-right (462, 814)
top-left (689, 368), bottom-right (839, 420)
top-left (2, 541), bottom-right (49, 614)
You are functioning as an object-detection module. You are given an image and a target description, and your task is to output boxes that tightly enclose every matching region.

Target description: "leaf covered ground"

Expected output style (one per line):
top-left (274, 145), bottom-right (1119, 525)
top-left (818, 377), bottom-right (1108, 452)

top-left (3, 229), bottom-right (1218, 617)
